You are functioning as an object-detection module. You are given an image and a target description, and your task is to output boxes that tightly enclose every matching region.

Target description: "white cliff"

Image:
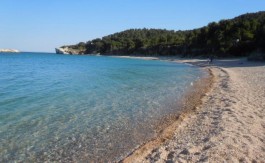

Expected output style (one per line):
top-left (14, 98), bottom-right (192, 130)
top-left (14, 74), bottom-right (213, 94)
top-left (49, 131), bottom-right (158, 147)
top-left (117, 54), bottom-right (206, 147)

top-left (55, 47), bottom-right (70, 54)
top-left (55, 47), bottom-right (84, 55)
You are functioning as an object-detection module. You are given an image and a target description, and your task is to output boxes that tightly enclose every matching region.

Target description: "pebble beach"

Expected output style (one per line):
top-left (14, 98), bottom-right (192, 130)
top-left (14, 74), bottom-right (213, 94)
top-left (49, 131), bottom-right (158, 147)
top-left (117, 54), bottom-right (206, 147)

top-left (122, 57), bottom-right (265, 163)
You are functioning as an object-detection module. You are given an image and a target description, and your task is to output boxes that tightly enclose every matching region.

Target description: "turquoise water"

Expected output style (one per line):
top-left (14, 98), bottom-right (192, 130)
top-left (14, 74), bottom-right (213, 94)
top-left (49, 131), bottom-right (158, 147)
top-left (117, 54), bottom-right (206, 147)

top-left (0, 52), bottom-right (205, 162)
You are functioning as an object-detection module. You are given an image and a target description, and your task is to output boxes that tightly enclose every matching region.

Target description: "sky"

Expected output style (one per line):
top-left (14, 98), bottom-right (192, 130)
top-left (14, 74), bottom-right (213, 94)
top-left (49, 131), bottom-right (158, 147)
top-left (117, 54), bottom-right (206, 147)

top-left (0, 0), bottom-right (265, 52)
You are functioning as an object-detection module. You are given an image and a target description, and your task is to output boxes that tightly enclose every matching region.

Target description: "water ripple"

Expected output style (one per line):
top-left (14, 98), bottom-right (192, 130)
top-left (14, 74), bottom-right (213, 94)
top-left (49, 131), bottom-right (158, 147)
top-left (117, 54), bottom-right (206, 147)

top-left (0, 53), bottom-right (205, 162)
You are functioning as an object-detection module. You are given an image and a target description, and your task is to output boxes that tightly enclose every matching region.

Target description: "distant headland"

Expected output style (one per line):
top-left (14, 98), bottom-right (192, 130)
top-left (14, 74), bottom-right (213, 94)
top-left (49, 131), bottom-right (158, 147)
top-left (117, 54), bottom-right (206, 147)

top-left (56, 11), bottom-right (265, 60)
top-left (0, 49), bottom-right (20, 53)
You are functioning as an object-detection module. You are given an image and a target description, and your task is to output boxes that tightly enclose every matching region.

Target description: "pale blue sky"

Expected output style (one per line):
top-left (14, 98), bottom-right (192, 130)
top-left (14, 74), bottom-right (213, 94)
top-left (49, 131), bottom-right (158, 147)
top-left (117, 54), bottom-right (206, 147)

top-left (0, 0), bottom-right (265, 52)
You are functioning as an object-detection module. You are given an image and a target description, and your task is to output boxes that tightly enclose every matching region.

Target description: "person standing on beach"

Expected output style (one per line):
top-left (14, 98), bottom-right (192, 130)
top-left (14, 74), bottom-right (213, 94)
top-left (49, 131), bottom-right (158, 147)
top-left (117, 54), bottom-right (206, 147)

top-left (208, 55), bottom-right (214, 64)
top-left (210, 55), bottom-right (214, 63)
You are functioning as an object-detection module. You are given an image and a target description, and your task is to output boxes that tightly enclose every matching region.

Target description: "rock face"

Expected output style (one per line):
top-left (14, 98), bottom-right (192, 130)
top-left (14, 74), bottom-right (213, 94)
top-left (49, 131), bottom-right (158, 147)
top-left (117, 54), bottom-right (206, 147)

top-left (0, 49), bottom-right (20, 53)
top-left (55, 47), bottom-right (84, 55)
top-left (55, 48), bottom-right (70, 54)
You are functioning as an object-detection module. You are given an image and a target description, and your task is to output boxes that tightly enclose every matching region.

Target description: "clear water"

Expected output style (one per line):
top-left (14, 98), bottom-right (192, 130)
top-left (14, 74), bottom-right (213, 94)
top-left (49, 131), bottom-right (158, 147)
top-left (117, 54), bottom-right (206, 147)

top-left (0, 52), bottom-right (204, 162)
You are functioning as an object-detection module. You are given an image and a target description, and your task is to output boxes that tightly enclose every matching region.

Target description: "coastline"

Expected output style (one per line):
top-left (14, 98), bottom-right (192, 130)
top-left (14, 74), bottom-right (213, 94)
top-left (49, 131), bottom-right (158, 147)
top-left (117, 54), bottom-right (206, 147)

top-left (120, 56), bottom-right (265, 162)
top-left (0, 49), bottom-right (20, 53)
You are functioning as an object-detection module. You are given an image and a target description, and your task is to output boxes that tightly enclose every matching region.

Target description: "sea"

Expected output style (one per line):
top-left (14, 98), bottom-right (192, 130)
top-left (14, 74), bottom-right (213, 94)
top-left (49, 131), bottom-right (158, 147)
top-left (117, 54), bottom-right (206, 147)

top-left (0, 52), bottom-right (206, 162)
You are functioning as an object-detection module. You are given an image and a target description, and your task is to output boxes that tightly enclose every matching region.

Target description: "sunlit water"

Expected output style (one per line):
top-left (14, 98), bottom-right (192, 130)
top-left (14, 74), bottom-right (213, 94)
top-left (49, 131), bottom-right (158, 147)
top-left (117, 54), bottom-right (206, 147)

top-left (0, 52), bottom-right (205, 162)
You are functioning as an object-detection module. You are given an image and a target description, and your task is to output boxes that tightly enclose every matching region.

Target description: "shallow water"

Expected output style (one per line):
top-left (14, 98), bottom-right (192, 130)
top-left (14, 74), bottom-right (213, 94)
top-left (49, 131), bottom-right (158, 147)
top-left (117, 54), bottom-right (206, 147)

top-left (0, 52), bottom-right (205, 162)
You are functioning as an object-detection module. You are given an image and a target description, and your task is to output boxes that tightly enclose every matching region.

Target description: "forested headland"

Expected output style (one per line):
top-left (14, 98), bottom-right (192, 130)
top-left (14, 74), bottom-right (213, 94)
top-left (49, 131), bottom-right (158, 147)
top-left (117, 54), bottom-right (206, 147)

top-left (61, 11), bottom-right (265, 60)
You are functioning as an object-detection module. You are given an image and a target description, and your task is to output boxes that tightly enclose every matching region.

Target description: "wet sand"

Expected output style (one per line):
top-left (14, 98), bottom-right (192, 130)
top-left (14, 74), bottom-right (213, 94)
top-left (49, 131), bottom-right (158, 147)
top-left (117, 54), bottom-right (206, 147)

top-left (121, 57), bottom-right (265, 162)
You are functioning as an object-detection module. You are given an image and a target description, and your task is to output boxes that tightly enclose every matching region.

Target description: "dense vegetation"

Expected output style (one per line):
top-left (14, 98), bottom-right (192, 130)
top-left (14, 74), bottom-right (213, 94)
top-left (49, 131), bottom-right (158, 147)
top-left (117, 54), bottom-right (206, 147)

top-left (63, 11), bottom-right (265, 59)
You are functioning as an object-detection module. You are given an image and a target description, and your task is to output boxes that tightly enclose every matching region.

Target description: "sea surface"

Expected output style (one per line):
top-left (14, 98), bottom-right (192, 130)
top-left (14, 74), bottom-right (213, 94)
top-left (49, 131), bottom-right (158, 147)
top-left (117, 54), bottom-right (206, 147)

top-left (0, 52), bottom-right (205, 162)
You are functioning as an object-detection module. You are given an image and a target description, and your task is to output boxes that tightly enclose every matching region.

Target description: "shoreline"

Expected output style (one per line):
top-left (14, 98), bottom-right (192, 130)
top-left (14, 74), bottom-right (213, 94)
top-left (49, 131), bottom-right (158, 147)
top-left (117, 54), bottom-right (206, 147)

top-left (118, 56), bottom-right (215, 162)
top-left (120, 69), bottom-right (213, 162)
top-left (119, 56), bottom-right (265, 162)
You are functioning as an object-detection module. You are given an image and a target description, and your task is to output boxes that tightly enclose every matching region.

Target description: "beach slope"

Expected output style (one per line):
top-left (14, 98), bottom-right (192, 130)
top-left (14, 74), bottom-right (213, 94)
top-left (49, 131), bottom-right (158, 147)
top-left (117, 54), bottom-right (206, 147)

top-left (123, 58), bottom-right (265, 162)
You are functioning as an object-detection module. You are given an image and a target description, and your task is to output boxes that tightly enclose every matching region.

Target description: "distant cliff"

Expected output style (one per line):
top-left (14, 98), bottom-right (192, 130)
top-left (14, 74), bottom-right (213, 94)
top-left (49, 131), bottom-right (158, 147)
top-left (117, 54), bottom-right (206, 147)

top-left (58, 11), bottom-right (265, 58)
top-left (0, 49), bottom-right (20, 53)
top-left (55, 46), bottom-right (85, 55)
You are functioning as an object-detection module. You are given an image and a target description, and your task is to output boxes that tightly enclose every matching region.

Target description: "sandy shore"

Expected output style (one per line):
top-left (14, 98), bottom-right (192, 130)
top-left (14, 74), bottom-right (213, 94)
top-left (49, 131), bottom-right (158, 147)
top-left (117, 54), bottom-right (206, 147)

top-left (121, 57), bottom-right (265, 162)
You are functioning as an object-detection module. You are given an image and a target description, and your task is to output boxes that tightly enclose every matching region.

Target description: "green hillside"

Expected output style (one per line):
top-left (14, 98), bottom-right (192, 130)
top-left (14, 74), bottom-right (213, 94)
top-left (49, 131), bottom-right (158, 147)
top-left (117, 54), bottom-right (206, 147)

top-left (63, 11), bottom-right (265, 59)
